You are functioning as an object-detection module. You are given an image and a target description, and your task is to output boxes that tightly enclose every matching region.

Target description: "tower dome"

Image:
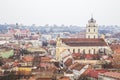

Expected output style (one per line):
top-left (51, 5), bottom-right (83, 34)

top-left (88, 17), bottom-right (96, 23)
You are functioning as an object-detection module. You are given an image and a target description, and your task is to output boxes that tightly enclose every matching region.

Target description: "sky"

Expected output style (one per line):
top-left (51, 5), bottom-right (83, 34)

top-left (0, 0), bottom-right (120, 26)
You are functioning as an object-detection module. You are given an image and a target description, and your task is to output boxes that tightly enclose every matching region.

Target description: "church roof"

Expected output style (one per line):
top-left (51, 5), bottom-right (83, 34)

top-left (62, 38), bottom-right (107, 46)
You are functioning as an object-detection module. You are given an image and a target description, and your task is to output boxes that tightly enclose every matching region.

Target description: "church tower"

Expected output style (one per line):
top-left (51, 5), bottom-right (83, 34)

top-left (56, 35), bottom-right (62, 61)
top-left (86, 16), bottom-right (98, 38)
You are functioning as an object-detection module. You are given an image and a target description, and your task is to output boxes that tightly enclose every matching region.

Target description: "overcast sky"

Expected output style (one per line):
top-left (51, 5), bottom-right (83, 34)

top-left (0, 0), bottom-right (120, 26)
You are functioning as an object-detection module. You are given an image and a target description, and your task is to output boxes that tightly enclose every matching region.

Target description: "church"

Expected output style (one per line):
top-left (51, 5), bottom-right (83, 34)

top-left (56, 17), bottom-right (111, 61)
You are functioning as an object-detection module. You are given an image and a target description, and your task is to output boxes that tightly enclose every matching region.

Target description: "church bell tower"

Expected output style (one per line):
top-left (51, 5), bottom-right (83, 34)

top-left (86, 16), bottom-right (98, 38)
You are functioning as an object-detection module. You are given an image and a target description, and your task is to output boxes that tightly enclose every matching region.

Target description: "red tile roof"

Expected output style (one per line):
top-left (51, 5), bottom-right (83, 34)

top-left (40, 62), bottom-right (54, 67)
top-left (62, 38), bottom-right (107, 46)
top-left (68, 62), bottom-right (84, 70)
top-left (68, 62), bottom-right (79, 69)
top-left (13, 61), bottom-right (19, 67)
top-left (109, 44), bottom-right (120, 51)
top-left (85, 54), bottom-right (93, 60)
top-left (0, 34), bottom-right (13, 37)
top-left (39, 62), bottom-right (57, 71)
top-left (23, 55), bottom-right (34, 62)
top-left (113, 49), bottom-right (120, 54)
top-left (8, 29), bottom-right (30, 35)
top-left (64, 58), bottom-right (73, 67)
top-left (72, 53), bottom-right (81, 57)
top-left (87, 69), bottom-right (108, 78)
top-left (59, 76), bottom-right (70, 80)
top-left (41, 57), bottom-right (51, 62)
top-left (49, 40), bottom-right (56, 45)
top-left (8, 29), bottom-right (16, 34)
top-left (101, 72), bottom-right (120, 79)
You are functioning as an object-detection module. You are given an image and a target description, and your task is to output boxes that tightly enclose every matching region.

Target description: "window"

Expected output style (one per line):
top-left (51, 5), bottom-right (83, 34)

top-left (73, 49), bottom-right (75, 53)
top-left (88, 29), bottom-right (90, 32)
top-left (68, 49), bottom-right (70, 51)
top-left (83, 49), bottom-right (85, 54)
top-left (89, 49), bottom-right (90, 54)
top-left (104, 48), bottom-right (106, 54)
top-left (94, 35), bottom-right (96, 38)
top-left (94, 49), bottom-right (95, 54)
top-left (78, 49), bottom-right (80, 53)
top-left (94, 29), bottom-right (95, 32)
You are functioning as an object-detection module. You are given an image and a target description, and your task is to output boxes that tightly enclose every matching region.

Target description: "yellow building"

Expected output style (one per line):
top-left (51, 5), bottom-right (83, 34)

top-left (15, 67), bottom-right (32, 75)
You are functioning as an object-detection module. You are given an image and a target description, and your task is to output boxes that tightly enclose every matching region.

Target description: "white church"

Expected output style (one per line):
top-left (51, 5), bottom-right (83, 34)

top-left (56, 17), bottom-right (112, 62)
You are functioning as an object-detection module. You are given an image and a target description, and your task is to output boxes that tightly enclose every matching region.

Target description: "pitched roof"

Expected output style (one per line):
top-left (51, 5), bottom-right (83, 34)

top-left (8, 29), bottom-right (30, 34)
top-left (59, 76), bottom-right (70, 80)
top-left (72, 53), bottom-right (81, 57)
top-left (62, 38), bottom-right (107, 46)
top-left (101, 72), bottom-right (120, 79)
top-left (85, 54), bottom-right (94, 60)
top-left (64, 58), bottom-right (73, 67)
top-left (0, 34), bottom-right (13, 37)
top-left (109, 44), bottom-right (120, 51)
top-left (87, 69), bottom-right (108, 78)
top-left (68, 62), bottom-right (84, 70)
top-left (41, 57), bottom-right (51, 62)
top-left (23, 55), bottom-right (34, 62)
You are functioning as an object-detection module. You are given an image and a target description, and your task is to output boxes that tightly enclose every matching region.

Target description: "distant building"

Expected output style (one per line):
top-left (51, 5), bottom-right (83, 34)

top-left (8, 29), bottom-right (30, 39)
top-left (0, 34), bottom-right (13, 40)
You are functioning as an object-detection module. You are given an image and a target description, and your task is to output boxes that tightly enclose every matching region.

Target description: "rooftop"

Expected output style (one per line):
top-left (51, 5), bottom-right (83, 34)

top-left (87, 69), bottom-right (108, 78)
top-left (100, 72), bottom-right (120, 79)
top-left (62, 38), bottom-right (107, 46)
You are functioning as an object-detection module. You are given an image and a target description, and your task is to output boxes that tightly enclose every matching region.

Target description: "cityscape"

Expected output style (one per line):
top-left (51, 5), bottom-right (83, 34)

top-left (0, 0), bottom-right (120, 80)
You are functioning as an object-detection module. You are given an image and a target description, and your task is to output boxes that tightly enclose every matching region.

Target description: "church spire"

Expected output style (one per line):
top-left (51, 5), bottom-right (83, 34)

top-left (88, 14), bottom-right (96, 23)
top-left (91, 14), bottom-right (93, 19)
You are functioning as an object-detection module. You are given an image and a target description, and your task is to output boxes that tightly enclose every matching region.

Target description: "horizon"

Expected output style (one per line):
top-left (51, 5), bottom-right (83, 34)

top-left (0, 23), bottom-right (119, 27)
